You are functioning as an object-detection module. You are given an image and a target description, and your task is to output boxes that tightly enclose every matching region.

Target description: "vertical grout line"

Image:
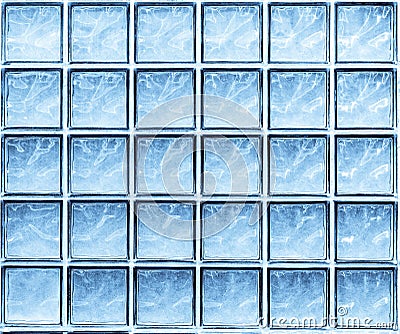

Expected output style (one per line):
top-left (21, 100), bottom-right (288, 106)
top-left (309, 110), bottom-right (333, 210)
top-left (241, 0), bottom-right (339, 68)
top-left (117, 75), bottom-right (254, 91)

top-left (396, 1), bottom-right (400, 328)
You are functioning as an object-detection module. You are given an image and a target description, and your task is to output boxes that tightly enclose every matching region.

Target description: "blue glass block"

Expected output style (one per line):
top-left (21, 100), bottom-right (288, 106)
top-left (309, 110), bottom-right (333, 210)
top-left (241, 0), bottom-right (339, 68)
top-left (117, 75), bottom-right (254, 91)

top-left (70, 268), bottom-right (128, 325)
top-left (269, 203), bottom-right (327, 260)
top-left (336, 71), bottom-right (394, 129)
top-left (70, 202), bottom-right (128, 260)
top-left (202, 203), bottom-right (260, 260)
top-left (70, 5), bottom-right (128, 63)
top-left (336, 5), bottom-right (394, 62)
top-left (270, 137), bottom-right (327, 195)
top-left (136, 70), bottom-right (194, 129)
top-left (203, 5), bottom-right (261, 62)
top-left (269, 71), bottom-right (327, 129)
top-left (5, 268), bottom-right (61, 324)
top-left (4, 5), bottom-right (62, 62)
top-left (137, 269), bottom-right (194, 325)
top-left (269, 270), bottom-right (327, 327)
top-left (336, 137), bottom-right (394, 195)
top-left (203, 137), bottom-right (260, 195)
top-left (70, 137), bottom-right (127, 194)
top-left (202, 269), bottom-right (260, 326)
top-left (136, 202), bottom-right (194, 260)
top-left (136, 136), bottom-right (194, 194)
top-left (336, 203), bottom-right (394, 261)
top-left (136, 5), bottom-right (195, 63)
top-left (4, 70), bottom-right (61, 128)
top-left (269, 5), bottom-right (327, 63)
top-left (4, 202), bottom-right (61, 259)
top-left (203, 71), bottom-right (261, 129)
top-left (5, 136), bottom-right (61, 194)
top-left (70, 71), bottom-right (128, 128)
top-left (336, 270), bottom-right (394, 327)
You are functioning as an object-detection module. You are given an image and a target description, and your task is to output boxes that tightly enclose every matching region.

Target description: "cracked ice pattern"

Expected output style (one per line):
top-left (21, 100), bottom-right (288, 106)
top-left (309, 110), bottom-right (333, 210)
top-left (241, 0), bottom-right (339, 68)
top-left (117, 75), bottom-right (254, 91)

top-left (70, 6), bottom-right (128, 62)
top-left (203, 6), bottom-right (261, 62)
top-left (4, 71), bottom-right (61, 128)
top-left (137, 269), bottom-right (194, 325)
top-left (337, 5), bottom-right (394, 62)
top-left (336, 137), bottom-right (393, 194)
top-left (5, 137), bottom-right (61, 193)
top-left (269, 5), bottom-right (327, 63)
top-left (136, 6), bottom-right (194, 63)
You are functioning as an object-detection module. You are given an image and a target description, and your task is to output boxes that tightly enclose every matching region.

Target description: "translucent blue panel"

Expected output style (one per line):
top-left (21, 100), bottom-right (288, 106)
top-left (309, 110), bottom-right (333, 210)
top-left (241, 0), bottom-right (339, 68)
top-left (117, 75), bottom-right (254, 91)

top-left (136, 5), bottom-right (195, 63)
top-left (5, 136), bottom-right (61, 194)
top-left (136, 70), bottom-right (194, 128)
top-left (269, 270), bottom-right (327, 327)
top-left (203, 5), bottom-right (261, 62)
top-left (70, 202), bottom-right (128, 259)
top-left (70, 268), bottom-right (128, 325)
top-left (336, 5), bottom-right (394, 62)
top-left (70, 137), bottom-right (127, 194)
top-left (5, 268), bottom-right (61, 324)
top-left (336, 137), bottom-right (394, 195)
top-left (202, 203), bottom-right (260, 260)
top-left (269, 71), bottom-right (327, 129)
top-left (203, 71), bottom-right (261, 128)
top-left (336, 71), bottom-right (394, 129)
top-left (4, 70), bottom-right (61, 128)
top-left (269, 203), bottom-right (327, 260)
top-left (336, 203), bottom-right (394, 261)
top-left (336, 270), bottom-right (394, 326)
top-left (269, 5), bottom-right (327, 63)
top-left (136, 136), bottom-right (194, 194)
top-left (136, 202), bottom-right (194, 260)
top-left (137, 269), bottom-right (194, 325)
top-left (70, 5), bottom-right (128, 63)
top-left (269, 137), bottom-right (327, 195)
top-left (70, 71), bottom-right (128, 128)
top-left (4, 5), bottom-right (62, 62)
top-left (203, 137), bottom-right (260, 195)
top-left (202, 269), bottom-right (260, 325)
top-left (4, 202), bottom-right (61, 259)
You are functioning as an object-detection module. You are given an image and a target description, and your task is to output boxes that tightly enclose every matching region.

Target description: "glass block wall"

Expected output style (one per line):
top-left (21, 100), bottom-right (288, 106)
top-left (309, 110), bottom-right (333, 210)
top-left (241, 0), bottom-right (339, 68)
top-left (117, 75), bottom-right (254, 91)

top-left (0, 0), bottom-right (398, 333)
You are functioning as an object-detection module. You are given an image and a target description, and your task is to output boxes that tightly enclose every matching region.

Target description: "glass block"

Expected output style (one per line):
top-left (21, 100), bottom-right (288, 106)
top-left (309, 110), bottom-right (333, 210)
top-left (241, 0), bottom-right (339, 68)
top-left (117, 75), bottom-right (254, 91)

top-left (269, 71), bottom-right (327, 129)
top-left (136, 70), bottom-right (194, 129)
top-left (336, 5), bottom-right (395, 62)
top-left (336, 203), bottom-right (394, 261)
top-left (4, 5), bottom-right (62, 62)
top-left (70, 71), bottom-right (128, 129)
top-left (70, 202), bottom-right (128, 260)
top-left (336, 270), bottom-right (394, 327)
top-left (4, 202), bottom-right (61, 260)
top-left (136, 202), bottom-right (194, 260)
top-left (269, 137), bottom-right (327, 195)
top-left (70, 5), bottom-right (128, 63)
top-left (135, 136), bottom-right (194, 194)
top-left (203, 137), bottom-right (261, 195)
top-left (70, 268), bottom-right (128, 325)
top-left (202, 269), bottom-right (260, 326)
top-left (203, 5), bottom-right (261, 62)
top-left (269, 270), bottom-right (327, 328)
top-left (4, 70), bottom-right (61, 128)
top-left (269, 203), bottom-right (327, 260)
top-left (269, 5), bottom-right (328, 63)
top-left (202, 202), bottom-right (260, 260)
top-left (70, 137), bottom-right (128, 194)
top-left (202, 71), bottom-right (261, 129)
top-left (336, 137), bottom-right (394, 195)
top-left (5, 268), bottom-right (61, 324)
top-left (135, 5), bottom-right (195, 63)
top-left (4, 136), bottom-right (61, 194)
top-left (336, 71), bottom-right (394, 129)
top-left (137, 269), bottom-right (194, 326)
